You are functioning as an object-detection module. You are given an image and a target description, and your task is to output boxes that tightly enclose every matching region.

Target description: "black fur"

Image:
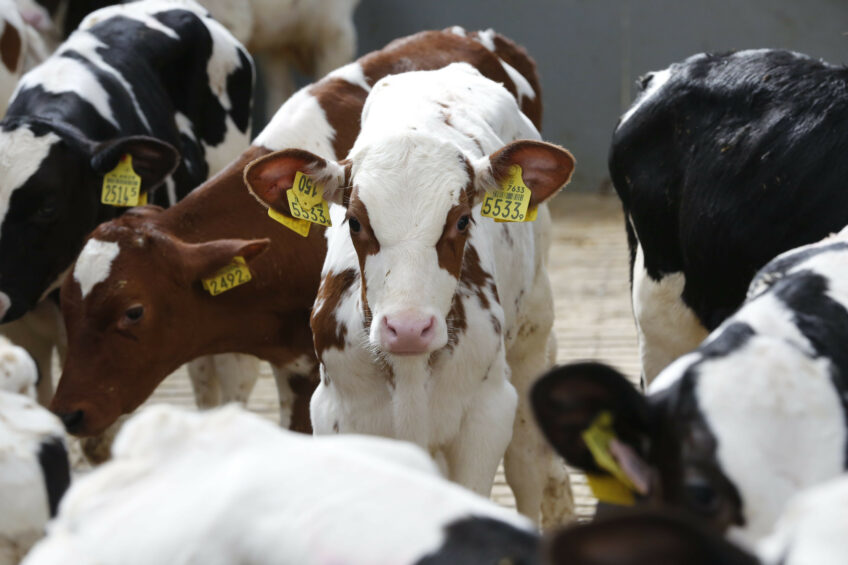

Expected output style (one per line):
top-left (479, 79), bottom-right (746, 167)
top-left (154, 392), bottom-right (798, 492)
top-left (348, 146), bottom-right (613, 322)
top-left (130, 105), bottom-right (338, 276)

top-left (37, 436), bottom-right (71, 517)
top-left (610, 49), bottom-right (848, 331)
top-left (415, 517), bottom-right (541, 565)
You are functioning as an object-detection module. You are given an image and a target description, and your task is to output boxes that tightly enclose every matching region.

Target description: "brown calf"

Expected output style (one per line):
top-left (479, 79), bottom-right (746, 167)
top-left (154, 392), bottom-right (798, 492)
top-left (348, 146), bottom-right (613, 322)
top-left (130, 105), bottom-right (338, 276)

top-left (51, 27), bottom-right (543, 437)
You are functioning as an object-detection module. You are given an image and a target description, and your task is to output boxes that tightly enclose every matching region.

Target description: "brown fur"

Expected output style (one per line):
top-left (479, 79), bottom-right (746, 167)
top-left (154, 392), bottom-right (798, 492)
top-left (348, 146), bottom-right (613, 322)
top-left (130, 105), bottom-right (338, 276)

top-left (0, 20), bottom-right (20, 73)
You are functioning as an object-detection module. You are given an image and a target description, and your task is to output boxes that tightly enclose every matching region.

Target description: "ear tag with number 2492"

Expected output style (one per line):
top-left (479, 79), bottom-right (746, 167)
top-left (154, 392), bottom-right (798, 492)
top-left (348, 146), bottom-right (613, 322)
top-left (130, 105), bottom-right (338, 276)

top-left (202, 256), bottom-right (252, 296)
top-left (101, 154), bottom-right (147, 207)
top-left (481, 164), bottom-right (535, 222)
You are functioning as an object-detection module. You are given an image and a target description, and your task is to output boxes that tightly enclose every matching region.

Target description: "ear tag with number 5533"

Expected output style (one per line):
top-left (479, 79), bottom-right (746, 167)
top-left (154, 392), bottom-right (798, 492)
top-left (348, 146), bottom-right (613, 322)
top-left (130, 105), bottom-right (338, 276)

top-left (101, 154), bottom-right (147, 207)
top-left (286, 171), bottom-right (332, 228)
top-left (481, 164), bottom-right (532, 222)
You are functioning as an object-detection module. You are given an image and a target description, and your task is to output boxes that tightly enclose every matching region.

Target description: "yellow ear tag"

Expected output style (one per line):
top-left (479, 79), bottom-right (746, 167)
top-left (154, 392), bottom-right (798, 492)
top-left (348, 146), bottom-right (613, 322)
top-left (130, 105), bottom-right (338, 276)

top-left (101, 154), bottom-right (143, 207)
top-left (268, 207), bottom-right (311, 237)
top-left (201, 256), bottom-right (252, 296)
top-left (482, 164), bottom-right (532, 222)
top-left (581, 411), bottom-right (637, 505)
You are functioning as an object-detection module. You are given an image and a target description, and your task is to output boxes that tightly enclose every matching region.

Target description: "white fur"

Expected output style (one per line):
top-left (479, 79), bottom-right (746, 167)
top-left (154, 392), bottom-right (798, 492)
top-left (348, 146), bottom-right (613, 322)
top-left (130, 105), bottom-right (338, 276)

top-left (22, 404), bottom-right (532, 565)
top-left (312, 63), bottom-right (565, 523)
top-left (326, 61), bottom-right (370, 92)
top-left (632, 240), bottom-right (708, 384)
top-left (73, 239), bottom-right (119, 299)
top-left (757, 475), bottom-right (848, 565)
top-left (0, 389), bottom-right (66, 564)
top-left (0, 334), bottom-right (37, 397)
top-left (253, 87), bottom-right (336, 154)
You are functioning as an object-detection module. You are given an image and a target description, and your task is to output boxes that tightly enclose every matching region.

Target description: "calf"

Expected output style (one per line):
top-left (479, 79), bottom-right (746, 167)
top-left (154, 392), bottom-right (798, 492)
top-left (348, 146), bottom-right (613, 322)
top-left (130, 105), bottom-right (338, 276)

top-left (609, 49), bottom-right (848, 383)
top-left (23, 404), bottom-right (539, 565)
top-left (0, 337), bottom-right (70, 564)
top-left (532, 228), bottom-right (848, 543)
top-left (246, 62), bottom-right (571, 523)
top-left (0, 0), bottom-right (52, 114)
top-left (52, 28), bottom-right (545, 437)
top-left (0, 0), bottom-right (253, 324)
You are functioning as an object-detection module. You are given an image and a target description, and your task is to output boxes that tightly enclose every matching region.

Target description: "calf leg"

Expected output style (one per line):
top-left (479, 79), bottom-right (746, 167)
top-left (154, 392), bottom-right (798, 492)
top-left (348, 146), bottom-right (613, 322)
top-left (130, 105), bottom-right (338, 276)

top-left (215, 353), bottom-right (261, 404)
top-left (445, 355), bottom-right (517, 498)
top-left (187, 356), bottom-right (222, 409)
top-left (632, 243), bottom-right (708, 385)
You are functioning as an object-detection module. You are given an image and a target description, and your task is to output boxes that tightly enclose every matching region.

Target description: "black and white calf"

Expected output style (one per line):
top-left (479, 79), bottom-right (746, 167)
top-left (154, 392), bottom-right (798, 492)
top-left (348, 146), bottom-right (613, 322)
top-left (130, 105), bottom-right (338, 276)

top-left (610, 49), bottom-right (848, 382)
top-left (532, 229), bottom-right (848, 544)
top-left (23, 404), bottom-right (539, 565)
top-left (0, 335), bottom-right (70, 563)
top-left (0, 0), bottom-right (253, 322)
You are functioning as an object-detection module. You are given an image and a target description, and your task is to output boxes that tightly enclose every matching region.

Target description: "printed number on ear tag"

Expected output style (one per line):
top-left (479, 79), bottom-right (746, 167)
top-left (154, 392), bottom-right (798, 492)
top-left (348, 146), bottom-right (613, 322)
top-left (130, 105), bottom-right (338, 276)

top-left (201, 256), bottom-right (252, 296)
top-left (481, 164), bottom-right (532, 222)
top-left (287, 171), bottom-right (332, 227)
top-left (581, 411), bottom-right (637, 505)
top-left (101, 154), bottom-right (145, 207)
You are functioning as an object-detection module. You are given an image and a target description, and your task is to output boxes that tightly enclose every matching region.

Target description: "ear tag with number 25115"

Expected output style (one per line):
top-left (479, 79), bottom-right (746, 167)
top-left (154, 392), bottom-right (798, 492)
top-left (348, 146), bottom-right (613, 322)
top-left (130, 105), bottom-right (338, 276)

top-left (201, 256), bottom-right (252, 296)
top-left (481, 164), bottom-right (535, 222)
top-left (101, 154), bottom-right (147, 207)
top-left (581, 411), bottom-right (637, 506)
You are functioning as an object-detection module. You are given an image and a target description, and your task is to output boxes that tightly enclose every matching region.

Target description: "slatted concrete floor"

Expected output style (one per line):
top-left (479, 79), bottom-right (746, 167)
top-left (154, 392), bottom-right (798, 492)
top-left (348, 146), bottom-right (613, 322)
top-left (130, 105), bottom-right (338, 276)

top-left (71, 192), bottom-right (640, 521)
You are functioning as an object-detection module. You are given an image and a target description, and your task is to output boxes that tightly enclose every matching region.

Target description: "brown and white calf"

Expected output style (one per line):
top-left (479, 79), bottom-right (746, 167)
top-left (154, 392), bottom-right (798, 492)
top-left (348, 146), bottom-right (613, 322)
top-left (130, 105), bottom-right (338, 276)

top-left (51, 28), bottom-right (545, 437)
top-left (246, 62), bottom-right (573, 523)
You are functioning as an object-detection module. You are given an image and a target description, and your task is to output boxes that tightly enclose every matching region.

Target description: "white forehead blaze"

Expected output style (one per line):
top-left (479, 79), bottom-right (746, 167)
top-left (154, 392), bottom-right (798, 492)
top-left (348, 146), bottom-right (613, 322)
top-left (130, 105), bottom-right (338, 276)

top-left (695, 336), bottom-right (846, 542)
top-left (0, 126), bottom-right (59, 229)
top-left (353, 136), bottom-right (468, 245)
top-left (74, 239), bottom-right (121, 298)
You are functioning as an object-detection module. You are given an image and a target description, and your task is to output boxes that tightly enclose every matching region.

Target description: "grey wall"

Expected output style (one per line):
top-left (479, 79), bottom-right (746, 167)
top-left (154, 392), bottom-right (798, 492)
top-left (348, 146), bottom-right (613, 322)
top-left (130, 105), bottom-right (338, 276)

top-left (353, 0), bottom-right (848, 191)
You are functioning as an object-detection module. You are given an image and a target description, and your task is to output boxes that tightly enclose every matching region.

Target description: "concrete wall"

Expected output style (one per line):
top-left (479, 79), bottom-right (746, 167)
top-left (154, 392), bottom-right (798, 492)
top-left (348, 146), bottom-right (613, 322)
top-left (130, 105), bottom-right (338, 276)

top-left (353, 0), bottom-right (848, 191)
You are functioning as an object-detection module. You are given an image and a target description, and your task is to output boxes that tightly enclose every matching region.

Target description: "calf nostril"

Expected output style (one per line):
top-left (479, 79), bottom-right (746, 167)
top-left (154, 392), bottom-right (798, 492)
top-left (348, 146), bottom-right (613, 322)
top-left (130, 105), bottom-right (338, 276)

top-left (383, 317), bottom-right (398, 337)
top-left (420, 316), bottom-right (435, 338)
top-left (59, 410), bottom-right (84, 433)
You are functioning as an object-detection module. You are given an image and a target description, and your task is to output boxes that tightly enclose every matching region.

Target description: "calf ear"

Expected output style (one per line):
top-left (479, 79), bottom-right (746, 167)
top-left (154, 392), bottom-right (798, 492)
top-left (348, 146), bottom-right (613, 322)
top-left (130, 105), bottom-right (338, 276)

top-left (181, 238), bottom-right (270, 282)
top-left (545, 512), bottom-right (759, 565)
top-left (90, 136), bottom-right (180, 193)
top-left (474, 140), bottom-right (575, 207)
top-left (244, 149), bottom-right (350, 216)
top-left (531, 362), bottom-right (653, 493)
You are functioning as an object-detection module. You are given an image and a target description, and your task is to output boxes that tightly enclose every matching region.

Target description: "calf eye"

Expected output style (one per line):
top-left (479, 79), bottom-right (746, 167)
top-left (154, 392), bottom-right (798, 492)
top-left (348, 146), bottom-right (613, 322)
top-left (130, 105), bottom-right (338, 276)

top-left (349, 217), bottom-right (361, 233)
top-left (124, 305), bottom-right (144, 323)
top-left (456, 215), bottom-right (471, 231)
top-left (684, 479), bottom-right (720, 515)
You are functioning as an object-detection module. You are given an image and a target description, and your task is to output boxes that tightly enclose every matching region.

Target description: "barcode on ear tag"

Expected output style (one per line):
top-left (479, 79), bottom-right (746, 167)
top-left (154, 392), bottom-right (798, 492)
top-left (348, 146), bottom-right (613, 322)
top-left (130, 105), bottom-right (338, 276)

top-left (482, 164), bottom-right (531, 222)
top-left (201, 256), bottom-right (252, 296)
top-left (268, 207), bottom-right (311, 237)
top-left (101, 154), bottom-right (143, 207)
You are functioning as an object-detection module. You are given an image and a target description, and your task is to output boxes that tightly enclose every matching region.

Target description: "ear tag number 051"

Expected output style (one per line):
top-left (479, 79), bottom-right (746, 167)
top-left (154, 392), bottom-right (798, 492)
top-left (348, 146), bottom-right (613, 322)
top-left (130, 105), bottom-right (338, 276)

top-left (101, 154), bottom-right (147, 207)
top-left (202, 256), bottom-right (252, 296)
top-left (286, 171), bottom-right (332, 228)
top-left (581, 411), bottom-right (637, 506)
top-left (481, 164), bottom-right (533, 222)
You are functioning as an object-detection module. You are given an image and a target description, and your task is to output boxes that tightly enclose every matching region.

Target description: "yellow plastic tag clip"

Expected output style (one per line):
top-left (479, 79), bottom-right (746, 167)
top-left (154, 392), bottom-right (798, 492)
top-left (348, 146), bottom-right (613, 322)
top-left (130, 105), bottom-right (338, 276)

top-left (581, 411), bottom-right (637, 505)
top-left (482, 164), bottom-right (533, 222)
top-left (101, 154), bottom-right (144, 207)
top-left (201, 256), bottom-right (252, 296)
top-left (268, 207), bottom-right (311, 237)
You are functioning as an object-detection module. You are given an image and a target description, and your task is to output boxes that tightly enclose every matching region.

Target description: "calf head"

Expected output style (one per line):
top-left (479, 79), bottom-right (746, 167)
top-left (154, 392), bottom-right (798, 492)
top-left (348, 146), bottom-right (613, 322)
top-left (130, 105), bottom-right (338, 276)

top-left (0, 118), bottom-right (178, 321)
top-left (532, 362), bottom-right (746, 536)
top-left (52, 207), bottom-right (269, 436)
top-left (246, 138), bottom-right (573, 357)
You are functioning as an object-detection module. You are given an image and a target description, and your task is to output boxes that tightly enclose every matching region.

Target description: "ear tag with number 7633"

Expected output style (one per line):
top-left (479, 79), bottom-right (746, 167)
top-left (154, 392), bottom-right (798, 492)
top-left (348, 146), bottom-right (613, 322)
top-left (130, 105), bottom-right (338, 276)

top-left (286, 171), bottom-right (332, 228)
top-left (481, 164), bottom-right (532, 222)
top-left (101, 154), bottom-right (147, 207)
top-left (201, 256), bottom-right (252, 296)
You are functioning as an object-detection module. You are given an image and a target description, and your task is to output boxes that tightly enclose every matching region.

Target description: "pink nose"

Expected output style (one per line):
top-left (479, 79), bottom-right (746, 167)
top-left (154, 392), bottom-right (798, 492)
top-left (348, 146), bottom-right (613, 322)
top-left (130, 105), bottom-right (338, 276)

top-left (381, 311), bottom-right (437, 354)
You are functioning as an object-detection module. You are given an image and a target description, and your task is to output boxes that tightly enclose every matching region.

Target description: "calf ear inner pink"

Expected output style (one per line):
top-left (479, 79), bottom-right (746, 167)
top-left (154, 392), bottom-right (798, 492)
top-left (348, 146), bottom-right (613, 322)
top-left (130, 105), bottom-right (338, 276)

top-left (485, 140), bottom-right (576, 208)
